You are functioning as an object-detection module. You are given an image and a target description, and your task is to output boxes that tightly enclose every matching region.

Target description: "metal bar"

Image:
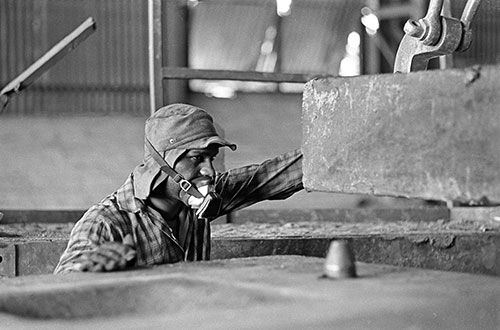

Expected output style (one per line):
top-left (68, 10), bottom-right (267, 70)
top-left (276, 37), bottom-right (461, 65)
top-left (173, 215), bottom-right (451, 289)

top-left (148, 0), bottom-right (162, 114)
top-left (105, 1), bottom-right (115, 114)
top-left (457, 0), bottom-right (482, 51)
top-left (161, 67), bottom-right (323, 83)
top-left (422, 0), bottom-right (445, 46)
top-left (163, 0), bottom-right (189, 104)
top-left (0, 17), bottom-right (96, 107)
top-left (461, 0), bottom-right (482, 30)
top-left (0, 82), bottom-right (148, 93)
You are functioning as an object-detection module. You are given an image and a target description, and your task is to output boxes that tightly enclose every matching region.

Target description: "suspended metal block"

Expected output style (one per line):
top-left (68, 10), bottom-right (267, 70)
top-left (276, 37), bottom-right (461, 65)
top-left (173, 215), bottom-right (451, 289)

top-left (302, 64), bottom-right (500, 203)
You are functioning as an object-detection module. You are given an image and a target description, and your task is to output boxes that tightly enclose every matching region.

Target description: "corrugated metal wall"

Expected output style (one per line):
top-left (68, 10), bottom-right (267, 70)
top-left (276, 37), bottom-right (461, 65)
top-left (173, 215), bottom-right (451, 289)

top-left (0, 0), bottom-right (149, 116)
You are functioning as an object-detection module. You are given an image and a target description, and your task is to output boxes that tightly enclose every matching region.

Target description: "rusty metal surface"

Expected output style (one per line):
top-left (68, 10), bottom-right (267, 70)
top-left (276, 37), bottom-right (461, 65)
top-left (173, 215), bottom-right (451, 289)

top-left (302, 64), bottom-right (500, 203)
top-left (211, 233), bottom-right (500, 276)
top-left (0, 256), bottom-right (498, 329)
top-left (15, 242), bottom-right (68, 276)
top-left (351, 233), bottom-right (499, 275)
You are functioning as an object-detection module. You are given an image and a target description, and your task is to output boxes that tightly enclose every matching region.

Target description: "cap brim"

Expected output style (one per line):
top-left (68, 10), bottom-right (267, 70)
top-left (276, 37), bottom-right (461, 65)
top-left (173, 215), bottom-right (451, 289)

top-left (177, 135), bottom-right (237, 151)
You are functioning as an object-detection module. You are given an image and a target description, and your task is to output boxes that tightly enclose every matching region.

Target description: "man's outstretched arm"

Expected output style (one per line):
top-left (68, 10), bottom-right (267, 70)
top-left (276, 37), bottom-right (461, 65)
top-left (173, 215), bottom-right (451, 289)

top-left (216, 148), bottom-right (304, 214)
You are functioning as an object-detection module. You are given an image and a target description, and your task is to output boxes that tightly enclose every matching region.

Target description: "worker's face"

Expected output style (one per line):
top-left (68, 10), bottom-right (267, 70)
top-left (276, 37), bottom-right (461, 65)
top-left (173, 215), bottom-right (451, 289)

top-left (174, 145), bottom-right (219, 187)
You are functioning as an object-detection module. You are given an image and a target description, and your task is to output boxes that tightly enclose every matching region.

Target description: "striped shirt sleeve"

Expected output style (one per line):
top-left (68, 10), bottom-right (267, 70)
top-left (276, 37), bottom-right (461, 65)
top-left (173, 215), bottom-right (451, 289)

top-left (217, 148), bottom-right (303, 214)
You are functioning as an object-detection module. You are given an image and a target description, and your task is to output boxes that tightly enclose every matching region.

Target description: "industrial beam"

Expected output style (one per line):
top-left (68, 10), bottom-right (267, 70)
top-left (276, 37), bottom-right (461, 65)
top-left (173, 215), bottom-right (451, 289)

top-left (161, 67), bottom-right (321, 83)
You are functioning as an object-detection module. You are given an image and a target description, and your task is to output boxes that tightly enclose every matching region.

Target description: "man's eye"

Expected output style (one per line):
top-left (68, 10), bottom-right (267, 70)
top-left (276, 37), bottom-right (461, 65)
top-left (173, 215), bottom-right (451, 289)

top-left (190, 156), bottom-right (202, 162)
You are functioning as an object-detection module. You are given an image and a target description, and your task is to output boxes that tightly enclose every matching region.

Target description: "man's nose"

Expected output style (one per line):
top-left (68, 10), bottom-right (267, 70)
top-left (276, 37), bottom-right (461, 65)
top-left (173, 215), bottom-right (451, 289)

top-left (199, 161), bottom-right (216, 178)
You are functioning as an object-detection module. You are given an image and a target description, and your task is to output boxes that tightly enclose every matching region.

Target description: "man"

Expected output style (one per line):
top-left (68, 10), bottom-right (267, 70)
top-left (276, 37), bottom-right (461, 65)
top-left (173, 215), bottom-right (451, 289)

top-left (54, 103), bottom-right (303, 273)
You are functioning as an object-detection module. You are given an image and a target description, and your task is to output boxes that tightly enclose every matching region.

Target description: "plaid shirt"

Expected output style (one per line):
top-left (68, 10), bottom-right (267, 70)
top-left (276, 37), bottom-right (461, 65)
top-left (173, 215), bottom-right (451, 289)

top-left (54, 149), bottom-right (303, 273)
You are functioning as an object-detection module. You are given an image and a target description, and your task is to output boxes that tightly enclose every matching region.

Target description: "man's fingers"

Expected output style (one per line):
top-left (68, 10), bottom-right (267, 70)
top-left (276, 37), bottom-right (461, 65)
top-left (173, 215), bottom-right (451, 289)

top-left (87, 251), bottom-right (113, 268)
top-left (89, 241), bottom-right (136, 271)
top-left (66, 236), bottom-right (137, 273)
top-left (123, 248), bottom-right (136, 262)
top-left (98, 245), bottom-right (124, 260)
top-left (71, 254), bottom-right (118, 272)
top-left (93, 263), bottom-right (105, 272)
top-left (104, 258), bottom-right (118, 271)
top-left (71, 260), bottom-right (94, 272)
top-left (102, 241), bottom-right (134, 258)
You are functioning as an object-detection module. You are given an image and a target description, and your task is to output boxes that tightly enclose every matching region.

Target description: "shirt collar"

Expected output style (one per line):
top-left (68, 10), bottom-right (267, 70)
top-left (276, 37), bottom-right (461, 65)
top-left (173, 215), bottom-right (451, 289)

top-left (115, 174), bottom-right (145, 213)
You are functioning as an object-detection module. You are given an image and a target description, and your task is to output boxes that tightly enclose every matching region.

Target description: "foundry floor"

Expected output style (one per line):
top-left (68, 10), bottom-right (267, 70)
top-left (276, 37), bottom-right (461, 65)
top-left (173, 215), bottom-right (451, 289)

top-left (0, 255), bottom-right (498, 330)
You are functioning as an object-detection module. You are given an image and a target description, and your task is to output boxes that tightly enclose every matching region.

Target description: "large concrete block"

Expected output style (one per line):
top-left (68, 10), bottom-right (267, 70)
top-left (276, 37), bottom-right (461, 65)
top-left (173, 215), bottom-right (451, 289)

top-left (302, 64), bottom-right (500, 203)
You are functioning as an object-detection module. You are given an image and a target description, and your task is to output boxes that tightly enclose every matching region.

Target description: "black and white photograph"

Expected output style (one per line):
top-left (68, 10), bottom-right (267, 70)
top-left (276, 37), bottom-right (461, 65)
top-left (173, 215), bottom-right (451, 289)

top-left (0, 0), bottom-right (499, 329)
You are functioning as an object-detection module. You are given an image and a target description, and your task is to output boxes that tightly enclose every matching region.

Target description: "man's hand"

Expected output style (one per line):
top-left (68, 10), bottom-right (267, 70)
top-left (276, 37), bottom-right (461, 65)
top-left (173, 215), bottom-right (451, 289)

top-left (69, 234), bottom-right (136, 272)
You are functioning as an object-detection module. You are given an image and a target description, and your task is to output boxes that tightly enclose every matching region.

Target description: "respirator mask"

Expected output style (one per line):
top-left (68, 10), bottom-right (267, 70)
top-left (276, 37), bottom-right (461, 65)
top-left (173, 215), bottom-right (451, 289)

top-left (146, 138), bottom-right (223, 220)
top-left (179, 182), bottom-right (223, 220)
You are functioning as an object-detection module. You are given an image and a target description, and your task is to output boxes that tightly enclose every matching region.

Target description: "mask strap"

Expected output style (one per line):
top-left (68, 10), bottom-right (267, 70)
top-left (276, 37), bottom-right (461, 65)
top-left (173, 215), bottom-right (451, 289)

top-left (145, 138), bottom-right (203, 199)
